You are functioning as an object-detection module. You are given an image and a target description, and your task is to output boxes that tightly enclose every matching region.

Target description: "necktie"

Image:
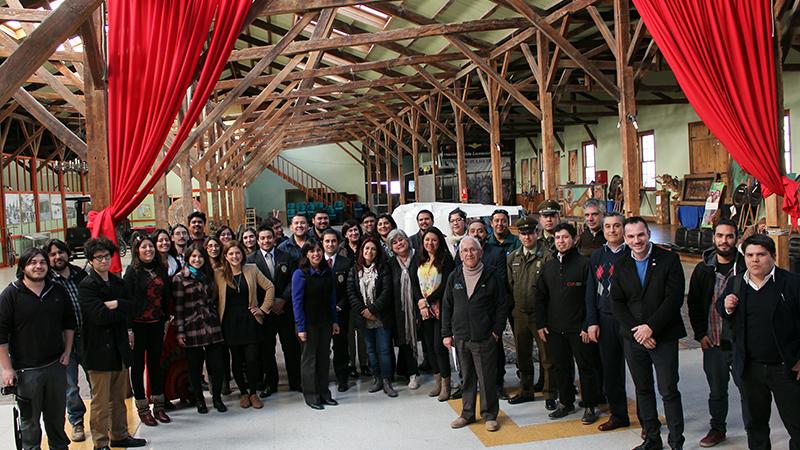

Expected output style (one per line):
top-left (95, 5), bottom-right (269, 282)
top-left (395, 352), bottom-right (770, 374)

top-left (328, 258), bottom-right (334, 268)
top-left (265, 251), bottom-right (274, 277)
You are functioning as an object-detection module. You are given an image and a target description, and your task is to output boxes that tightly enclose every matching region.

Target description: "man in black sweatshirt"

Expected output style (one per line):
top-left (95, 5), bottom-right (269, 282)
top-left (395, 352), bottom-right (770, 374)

top-left (535, 222), bottom-right (602, 424)
top-left (0, 247), bottom-right (75, 450)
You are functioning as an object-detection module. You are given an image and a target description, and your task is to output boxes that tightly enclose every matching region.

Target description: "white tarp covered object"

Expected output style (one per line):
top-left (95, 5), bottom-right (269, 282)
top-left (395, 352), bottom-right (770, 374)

top-left (391, 202), bottom-right (525, 236)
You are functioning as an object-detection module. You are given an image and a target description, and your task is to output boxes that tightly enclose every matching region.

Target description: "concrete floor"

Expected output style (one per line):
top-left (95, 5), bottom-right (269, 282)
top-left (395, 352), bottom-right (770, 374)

top-left (0, 239), bottom-right (793, 449)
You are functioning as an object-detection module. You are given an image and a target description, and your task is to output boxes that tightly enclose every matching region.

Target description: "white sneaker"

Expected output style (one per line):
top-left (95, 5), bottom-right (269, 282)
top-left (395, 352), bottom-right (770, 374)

top-left (408, 375), bottom-right (420, 390)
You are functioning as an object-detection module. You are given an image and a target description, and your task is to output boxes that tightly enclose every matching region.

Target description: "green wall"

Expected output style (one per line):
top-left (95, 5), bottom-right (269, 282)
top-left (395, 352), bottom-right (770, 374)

top-left (245, 143), bottom-right (366, 217)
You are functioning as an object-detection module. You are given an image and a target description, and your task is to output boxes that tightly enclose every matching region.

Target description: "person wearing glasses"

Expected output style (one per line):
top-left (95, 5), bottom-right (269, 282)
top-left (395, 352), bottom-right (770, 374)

top-left (537, 200), bottom-right (562, 253)
top-left (445, 208), bottom-right (468, 258)
top-left (409, 209), bottom-right (434, 254)
top-left (79, 237), bottom-right (146, 449)
top-left (488, 209), bottom-right (521, 256)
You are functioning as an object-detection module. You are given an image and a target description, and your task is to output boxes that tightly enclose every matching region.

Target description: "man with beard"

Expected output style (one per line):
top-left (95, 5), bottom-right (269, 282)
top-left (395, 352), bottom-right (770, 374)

top-left (0, 248), bottom-right (75, 450)
top-left (409, 209), bottom-right (434, 253)
top-left (46, 239), bottom-right (89, 442)
top-left (187, 211), bottom-right (208, 245)
top-left (170, 224), bottom-right (190, 266)
top-left (308, 209), bottom-right (341, 241)
top-left (577, 199), bottom-right (606, 257)
top-left (688, 218), bottom-right (748, 447)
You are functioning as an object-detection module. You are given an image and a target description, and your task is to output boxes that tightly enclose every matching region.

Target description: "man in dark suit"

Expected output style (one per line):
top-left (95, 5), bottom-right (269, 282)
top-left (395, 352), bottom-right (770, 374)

top-left (321, 229), bottom-right (352, 392)
top-left (611, 217), bottom-right (685, 450)
top-left (718, 234), bottom-right (800, 450)
top-left (248, 223), bottom-right (301, 396)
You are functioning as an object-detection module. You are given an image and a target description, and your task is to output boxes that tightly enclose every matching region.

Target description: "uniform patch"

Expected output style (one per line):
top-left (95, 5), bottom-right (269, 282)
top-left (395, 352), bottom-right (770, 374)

top-left (280, 265), bottom-right (288, 273)
top-left (337, 274), bottom-right (345, 283)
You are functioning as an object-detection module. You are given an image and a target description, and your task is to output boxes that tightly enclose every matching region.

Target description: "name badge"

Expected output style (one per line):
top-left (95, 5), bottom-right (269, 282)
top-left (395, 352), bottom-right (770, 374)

top-left (454, 282), bottom-right (464, 290)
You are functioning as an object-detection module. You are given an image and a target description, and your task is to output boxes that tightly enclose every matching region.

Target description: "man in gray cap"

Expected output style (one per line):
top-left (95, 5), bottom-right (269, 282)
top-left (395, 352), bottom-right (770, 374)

top-left (537, 200), bottom-right (561, 253)
top-left (506, 217), bottom-right (556, 408)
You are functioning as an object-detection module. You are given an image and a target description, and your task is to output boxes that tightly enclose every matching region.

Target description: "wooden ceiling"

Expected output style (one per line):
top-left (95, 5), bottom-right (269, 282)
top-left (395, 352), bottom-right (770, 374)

top-left (0, 0), bottom-right (798, 186)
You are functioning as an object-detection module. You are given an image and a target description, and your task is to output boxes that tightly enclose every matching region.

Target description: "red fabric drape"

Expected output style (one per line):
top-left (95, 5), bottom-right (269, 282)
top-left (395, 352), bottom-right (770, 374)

top-left (89, 0), bottom-right (250, 271)
top-left (633, 0), bottom-right (799, 226)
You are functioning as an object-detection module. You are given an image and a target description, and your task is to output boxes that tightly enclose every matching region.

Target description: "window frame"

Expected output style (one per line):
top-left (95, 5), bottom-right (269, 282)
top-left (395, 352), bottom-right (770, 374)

top-left (638, 130), bottom-right (657, 191)
top-left (582, 140), bottom-right (596, 184)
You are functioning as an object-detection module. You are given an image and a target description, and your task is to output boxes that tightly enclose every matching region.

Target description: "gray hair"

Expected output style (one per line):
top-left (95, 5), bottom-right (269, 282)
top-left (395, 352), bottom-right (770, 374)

top-left (601, 212), bottom-right (624, 225)
top-left (583, 198), bottom-right (605, 213)
top-left (387, 228), bottom-right (410, 246)
top-left (460, 236), bottom-right (483, 251)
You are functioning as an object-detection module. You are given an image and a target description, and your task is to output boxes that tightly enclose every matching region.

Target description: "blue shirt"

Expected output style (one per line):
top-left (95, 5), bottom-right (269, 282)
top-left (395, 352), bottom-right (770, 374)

top-left (291, 266), bottom-right (338, 332)
top-left (633, 243), bottom-right (653, 286)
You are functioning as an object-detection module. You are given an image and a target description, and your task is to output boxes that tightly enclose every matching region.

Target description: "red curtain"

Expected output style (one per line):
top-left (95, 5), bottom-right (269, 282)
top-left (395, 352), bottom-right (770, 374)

top-left (633, 0), bottom-right (799, 226)
top-left (89, 0), bottom-right (250, 271)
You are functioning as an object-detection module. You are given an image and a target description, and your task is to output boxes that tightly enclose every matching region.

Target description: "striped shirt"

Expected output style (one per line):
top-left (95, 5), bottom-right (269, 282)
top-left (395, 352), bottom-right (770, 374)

top-left (50, 267), bottom-right (84, 335)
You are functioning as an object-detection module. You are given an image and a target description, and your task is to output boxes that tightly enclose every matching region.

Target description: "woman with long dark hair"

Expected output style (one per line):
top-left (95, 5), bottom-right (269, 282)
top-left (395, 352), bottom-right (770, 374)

top-left (347, 236), bottom-right (397, 397)
top-left (375, 213), bottom-right (397, 257)
top-left (124, 235), bottom-right (172, 426)
top-left (417, 227), bottom-right (456, 401)
top-left (387, 229), bottom-right (422, 390)
top-left (214, 240), bottom-right (274, 410)
top-left (215, 226), bottom-right (235, 245)
top-left (172, 244), bottom-right (227, 414)
top-left (291, 240), bottom-right (340, 409)
top-left (240, 227), bottom-right (258, 256)
top-left (153, 228), bottom-right (180, 277)
top-left (205, 236), bottom-right (223, 271)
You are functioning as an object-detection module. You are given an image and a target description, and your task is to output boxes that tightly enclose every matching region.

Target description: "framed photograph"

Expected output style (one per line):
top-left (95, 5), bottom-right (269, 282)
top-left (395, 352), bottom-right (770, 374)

top-left (681, 173), bottom-right (716, 202)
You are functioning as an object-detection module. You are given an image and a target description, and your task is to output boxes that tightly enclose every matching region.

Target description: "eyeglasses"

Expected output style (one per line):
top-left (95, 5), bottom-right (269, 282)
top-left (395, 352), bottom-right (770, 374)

top-left (93, 254), bottom-right (112, 262)
top-left (449, 217), bottom-right (464, 224)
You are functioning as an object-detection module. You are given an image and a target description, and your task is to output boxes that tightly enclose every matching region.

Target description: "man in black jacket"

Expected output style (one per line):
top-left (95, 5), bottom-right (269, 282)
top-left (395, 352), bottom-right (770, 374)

top-left (321, 229), bottom-right (352, 392)
top-left (442, 236), bottom-right (507, 433)
top-left (409, 209), bottom-right (434, 253)
top-left (611, 217), bottom-right (685, 450)
top-left (0, 248), bottom-right (74, 450)
top-left (687, 219), bottom-right (748, 448)
top-left (248, 223), bottom-right (301, 396)
top-left (46, 239), bottom-right (89, 442)
top-left (79, 237), bottom-right (145, 449)
top-left (536, 223), bottom-right (601, 424)
top-left (718, 234), bottom-right (800, 450)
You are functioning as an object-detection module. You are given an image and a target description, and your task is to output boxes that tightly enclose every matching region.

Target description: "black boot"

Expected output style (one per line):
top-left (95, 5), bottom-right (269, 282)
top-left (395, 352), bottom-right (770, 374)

top-left (368, 377), bottom-right (383, 393)
top-left (196, 396), bottom-right (208, 414)
top-left (212, 396), bottom-right (227, 413)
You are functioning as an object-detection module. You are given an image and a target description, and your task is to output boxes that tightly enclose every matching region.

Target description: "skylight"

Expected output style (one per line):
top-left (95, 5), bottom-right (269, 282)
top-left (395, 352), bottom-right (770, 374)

top-left (339, 5), bottom-right (390, 29)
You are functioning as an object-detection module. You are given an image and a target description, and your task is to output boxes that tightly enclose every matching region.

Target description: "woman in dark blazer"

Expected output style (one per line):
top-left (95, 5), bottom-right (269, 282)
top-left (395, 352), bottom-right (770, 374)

top-left (347, 236), bottom-right (396, 397)
top-left (123, 235), bottom-right (172, 426)
top-left (172, 243), bottom-right (226, 414)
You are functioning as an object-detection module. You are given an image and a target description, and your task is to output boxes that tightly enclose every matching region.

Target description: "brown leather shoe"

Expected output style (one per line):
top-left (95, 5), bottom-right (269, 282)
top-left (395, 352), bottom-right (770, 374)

top-left (70, 424), bottom-right (86, 442)
top-left (138, 410), bottom-right (158, 427)
top-left (598, 417), bottom-right (631, 431)
top-left (249, 394), bottom-right (263, 409)
top-left (699, 429), bottom-right (726, 447)
top-left (153, 409), bottom-right (171, 423)
top-left (450, 417), bottom-right (474, 429)
top-left (239, 394), bottom-right (251, 408)
top-left (485, 420), bottom-right (500, 432)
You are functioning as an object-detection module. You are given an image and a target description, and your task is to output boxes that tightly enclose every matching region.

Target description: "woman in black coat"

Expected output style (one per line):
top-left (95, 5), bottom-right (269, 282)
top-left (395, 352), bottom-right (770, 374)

top-left (347, 236), bottom-right (396, 397)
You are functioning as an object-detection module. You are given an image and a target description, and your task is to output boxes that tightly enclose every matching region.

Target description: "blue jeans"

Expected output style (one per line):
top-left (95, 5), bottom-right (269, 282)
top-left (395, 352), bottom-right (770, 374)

top-left (66, 337), bottom-right (87, 426)
top-left (362, 326), bottom-right (393, 379)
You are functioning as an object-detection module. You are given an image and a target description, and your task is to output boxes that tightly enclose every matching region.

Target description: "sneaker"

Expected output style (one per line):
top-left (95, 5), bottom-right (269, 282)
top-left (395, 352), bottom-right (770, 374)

top-left (408, 375), bottom-right (420, 390)
top-left (699, 429), bottom-right (726, 447)
top-left (450, 417), bottom-right (474, 429)
top-left (71, 424), bottom-right (86, 442)
top-left (485, 419), bottom-right (500, 432)
top-left (548, 404), bottom-right (576, 419)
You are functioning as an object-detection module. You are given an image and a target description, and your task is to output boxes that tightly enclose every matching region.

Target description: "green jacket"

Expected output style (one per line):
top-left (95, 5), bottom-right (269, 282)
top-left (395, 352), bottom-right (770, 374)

top-left (537, 232), bottom-right (556, 254)
top-left (488, 231), bottom-right (522, 255)
top-left (506, 241), bottom-right (552, 315)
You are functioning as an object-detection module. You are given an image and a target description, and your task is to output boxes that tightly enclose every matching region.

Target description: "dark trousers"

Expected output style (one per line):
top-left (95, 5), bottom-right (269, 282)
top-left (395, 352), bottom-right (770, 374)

top-left (624, 338), bottom-right (684, 448)
top-left (184, 343), bottom-right (225, 399)
top-left (331, 310), bottom-right (350, 384)
top-left (457, 337), bottom-right (499, 421)
top-left (130, 321), bottom-right (165, 399)
top-left (362, 325), bottom-right (393, 379)
top-left (301, 323), bottom-right (333, 404)
top-left (230, 342), bottom-right (262, 396)
top-left (16, 361), bottom-right (69, 450)
top-left (740, 361), bottom-right (800, 450)
top-left (262, 313), bottom-right (302, 390)
top-left (421, 318), bottom-right (451, 378)
top-left (703, 344), bottom-right (749, 432)
top-left (513, 310), bottom-right (556, 399)
top-left (598, 313), bottom-right (629, 421)
top-left (66, 336), bottom-right (88, 426)
top-left (397, 343), bottom-right (419, 377)
top-left (548, 330), bottom-right (602, 408)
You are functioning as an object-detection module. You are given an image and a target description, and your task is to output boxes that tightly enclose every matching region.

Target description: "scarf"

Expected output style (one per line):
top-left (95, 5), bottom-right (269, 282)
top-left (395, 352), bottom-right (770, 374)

top-left (396, 250), bottom-right (418, 353)
top-left (358, 265), bottom-right (382, 328)
top-left (187, 265), bottom-right (206, 282)
top-left (463, 261), bottom-right (484, 298)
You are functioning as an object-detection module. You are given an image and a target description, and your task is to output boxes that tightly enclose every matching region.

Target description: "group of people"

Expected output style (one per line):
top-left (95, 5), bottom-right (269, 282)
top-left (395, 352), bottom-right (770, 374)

top-left (0, 200), bottom-right (798, 450)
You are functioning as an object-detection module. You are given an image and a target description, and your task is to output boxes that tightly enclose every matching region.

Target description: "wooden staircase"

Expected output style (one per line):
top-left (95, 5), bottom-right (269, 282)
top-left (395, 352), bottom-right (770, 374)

top-left (267, 155), bottom-right (353, 209)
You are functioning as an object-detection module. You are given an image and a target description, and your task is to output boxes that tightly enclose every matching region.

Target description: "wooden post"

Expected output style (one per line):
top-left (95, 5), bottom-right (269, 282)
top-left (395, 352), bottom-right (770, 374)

top-left (365, 142), bottom-right (373, 207)
top-left (537, 33), bottom-right (557, 200)
top-left (769, 9), bottom-right (790, 268)
top-left (197, 165), bottom-right (208, 217)
top-left (453, 81), bottom-right (468, 203)
top-left (427, 96), bottom-right (440, 180)
top-left (384, 131), bottom-right (393, 212)
top-left (487, 75), bottom-right (503, 205)
top-left (395, 122), bottom-right (406, 205)
top-left (153, 150), bottom-right (169, 229)
top-left (180, 152), bottom-right (193, 219)
top-left (615, 0), bottom-right (641, 216)
top-left (210, 175), bottom-right (220, 226)
top-left (84, 9), bottom-right (109, 212)
top-left (411, 110), bottom-right (420, 203)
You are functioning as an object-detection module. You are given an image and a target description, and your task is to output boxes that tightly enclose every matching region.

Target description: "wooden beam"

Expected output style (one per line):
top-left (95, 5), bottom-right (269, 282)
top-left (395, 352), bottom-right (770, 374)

top-left (505, 0), bottom-right (621, 101)
top-left (538, 31), bottom-right (557, 199)
top-left (261, 0), bottom-right (383, 15)
top-left (79, 8), bottom-right (105, 89)
top-left (412, 64), bottom-right (490, 132)
top-left (0, 0), bottom-right (102, 107)
top-left (12, 88), bottom-right (87, 159)
top-left (390, 88), bottom-right (457, 142)
top-left (293, 7), bottom-right (337, 109)
top-left (614, 0), bottom-right (640, 216)
top-left (0, 8), bottom-right (51, 22)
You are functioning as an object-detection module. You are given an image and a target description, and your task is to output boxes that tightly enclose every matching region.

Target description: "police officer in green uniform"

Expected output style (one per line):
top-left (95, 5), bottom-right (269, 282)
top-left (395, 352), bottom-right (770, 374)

top-left (537, 200), bottom-right (561, 253)
top-left (506, 217), bottom-right (558, 409)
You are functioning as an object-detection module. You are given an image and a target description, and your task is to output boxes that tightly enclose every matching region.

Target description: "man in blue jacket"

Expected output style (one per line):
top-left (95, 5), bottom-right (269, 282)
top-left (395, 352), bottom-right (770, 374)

top-left (718, 234), bottom-right (800, 450)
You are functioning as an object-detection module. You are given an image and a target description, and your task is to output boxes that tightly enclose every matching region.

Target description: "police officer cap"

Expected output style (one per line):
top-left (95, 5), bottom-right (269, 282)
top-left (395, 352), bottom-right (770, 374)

top-left (515, 217), bottom-right (537, 233)
top-left (537, 199), bottom-right (561, 215)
